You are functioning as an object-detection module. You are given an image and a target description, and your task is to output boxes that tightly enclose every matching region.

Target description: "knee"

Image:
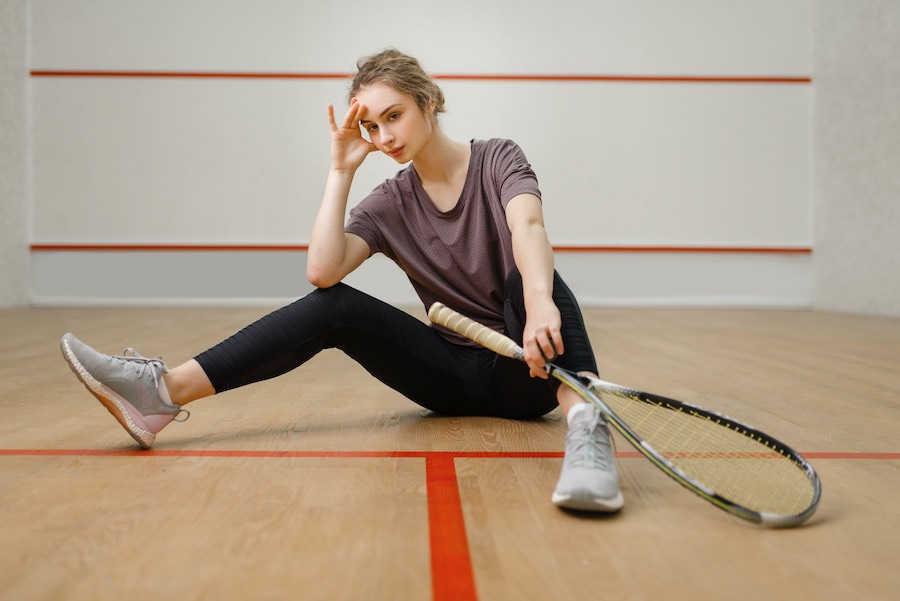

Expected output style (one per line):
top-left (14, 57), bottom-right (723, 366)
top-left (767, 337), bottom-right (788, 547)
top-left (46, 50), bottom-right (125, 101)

top-left (306, 283), bottom-right (356, 316)
top-left (304, 283), bottom-right (384, 326)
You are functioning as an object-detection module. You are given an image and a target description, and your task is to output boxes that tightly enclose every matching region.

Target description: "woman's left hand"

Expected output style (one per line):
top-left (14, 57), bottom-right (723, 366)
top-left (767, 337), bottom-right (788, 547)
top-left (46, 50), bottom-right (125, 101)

top-left (522, 299), bottom-right (564, 379)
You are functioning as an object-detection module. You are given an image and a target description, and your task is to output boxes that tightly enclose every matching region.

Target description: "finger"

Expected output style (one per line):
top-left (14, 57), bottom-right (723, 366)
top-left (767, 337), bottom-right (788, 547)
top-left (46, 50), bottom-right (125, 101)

top-left (327, 103), bottom-right (338, 131)
top-left (529, 363), bottom-right (549, 379)
top-left (538, 334), bottom-right (558, 364)
top-left (354, 102), bottom-right (368, 127)
top-left (531, 326), bottom-right (560, 363)
top-left (548, 327), bottom-right (564, 358)
top-left (341, 100), bottom-right (362, 130)
top-left (524, 341), bottom-right (549, 379)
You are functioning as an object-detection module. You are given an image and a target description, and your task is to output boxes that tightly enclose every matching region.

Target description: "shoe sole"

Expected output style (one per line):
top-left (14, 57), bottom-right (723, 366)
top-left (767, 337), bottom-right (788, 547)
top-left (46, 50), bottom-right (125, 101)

top-left (552, 490), bottom-right (624, 513)
top-left (60, 337), bottom-right (155, 449)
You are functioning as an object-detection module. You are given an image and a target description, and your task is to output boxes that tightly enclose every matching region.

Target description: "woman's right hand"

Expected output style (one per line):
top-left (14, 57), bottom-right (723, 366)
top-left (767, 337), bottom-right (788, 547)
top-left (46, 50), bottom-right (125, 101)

top-left (327, 99), bottom-right (377, 172)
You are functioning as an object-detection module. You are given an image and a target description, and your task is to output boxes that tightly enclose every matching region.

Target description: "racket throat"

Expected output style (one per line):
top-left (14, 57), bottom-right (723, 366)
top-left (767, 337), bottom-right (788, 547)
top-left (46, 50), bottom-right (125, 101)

top-left (549, 365), bottom-right (593, 387)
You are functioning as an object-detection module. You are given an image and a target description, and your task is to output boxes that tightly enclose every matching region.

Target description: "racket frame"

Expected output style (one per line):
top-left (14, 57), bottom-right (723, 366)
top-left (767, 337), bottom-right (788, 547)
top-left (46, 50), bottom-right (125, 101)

top-left (428, 302), bottom-right (821, 527)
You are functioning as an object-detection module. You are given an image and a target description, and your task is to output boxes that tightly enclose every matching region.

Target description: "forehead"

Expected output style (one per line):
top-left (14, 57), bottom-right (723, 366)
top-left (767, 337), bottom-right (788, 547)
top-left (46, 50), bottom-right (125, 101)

top-left (355, 83), bottom-right (413, 117)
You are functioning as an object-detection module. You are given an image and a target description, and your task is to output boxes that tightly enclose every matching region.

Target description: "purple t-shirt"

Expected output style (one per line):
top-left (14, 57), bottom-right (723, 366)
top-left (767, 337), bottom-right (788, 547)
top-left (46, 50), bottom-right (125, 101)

top-left (345, 138), bottom-right (541, 344)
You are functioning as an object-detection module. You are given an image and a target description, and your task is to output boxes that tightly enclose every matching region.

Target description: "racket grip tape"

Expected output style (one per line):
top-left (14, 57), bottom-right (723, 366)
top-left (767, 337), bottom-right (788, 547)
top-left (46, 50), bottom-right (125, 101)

top-left (428, 303), bottom-right (525, 361)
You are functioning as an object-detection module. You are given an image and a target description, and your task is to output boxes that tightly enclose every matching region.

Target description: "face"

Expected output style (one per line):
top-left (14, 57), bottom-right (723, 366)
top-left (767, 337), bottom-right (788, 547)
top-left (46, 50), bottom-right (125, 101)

top-left (355, 82), bottom-right (434, 164)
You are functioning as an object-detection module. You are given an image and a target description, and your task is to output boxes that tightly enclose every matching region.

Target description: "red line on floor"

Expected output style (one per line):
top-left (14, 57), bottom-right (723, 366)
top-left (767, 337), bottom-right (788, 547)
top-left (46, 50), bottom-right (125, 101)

top-left (0, 449), bottom-right (561, 458)
top-left (802, 452), bottom-right (900, 460)
top-left (2, 448), bottom-right (895, 600)
top-left (0, 449), bottom-right (895, 459)
top-left (426, 454), bottom-right (478, 601)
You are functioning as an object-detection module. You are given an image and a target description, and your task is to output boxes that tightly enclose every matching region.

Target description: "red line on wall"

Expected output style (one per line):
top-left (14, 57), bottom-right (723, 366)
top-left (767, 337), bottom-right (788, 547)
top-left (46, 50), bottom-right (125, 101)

top-left (29, 243), bottom-right (813, 255)
top-left (30, 244), bottom-right (312, 252)
top-left (29, 70), bottom-right (812, 84)
top-left (550, 245), bottom-right (813, 254)
top-left (435, 74), bottom-right (812, 84)
top-left (30, 70), bottom-right (350, 80)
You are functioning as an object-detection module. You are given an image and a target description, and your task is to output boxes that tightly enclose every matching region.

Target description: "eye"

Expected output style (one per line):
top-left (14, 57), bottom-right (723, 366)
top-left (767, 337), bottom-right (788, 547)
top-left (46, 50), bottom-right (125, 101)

top-left (388, 112), bottom-right (400, 121)
top-left (366, 124), bottom-right (379, 133)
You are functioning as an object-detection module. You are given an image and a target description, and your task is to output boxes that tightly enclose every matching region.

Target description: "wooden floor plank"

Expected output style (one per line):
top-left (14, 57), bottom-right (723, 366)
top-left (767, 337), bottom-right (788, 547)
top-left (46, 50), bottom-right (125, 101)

top-left (0, 307), bottom-right (898, 600)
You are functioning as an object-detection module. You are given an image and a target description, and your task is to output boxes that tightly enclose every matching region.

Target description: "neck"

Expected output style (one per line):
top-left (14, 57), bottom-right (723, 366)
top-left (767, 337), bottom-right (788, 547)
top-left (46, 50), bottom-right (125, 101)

top-left (412, 127), bottom-right (469, 184)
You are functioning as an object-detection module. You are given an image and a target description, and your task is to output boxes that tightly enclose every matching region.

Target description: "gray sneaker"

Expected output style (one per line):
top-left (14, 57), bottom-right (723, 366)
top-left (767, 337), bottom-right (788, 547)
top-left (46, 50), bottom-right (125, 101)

top-left (60, 333), bottom-right (188, 448)
top-left (552, 404), bottom-right (623, 512)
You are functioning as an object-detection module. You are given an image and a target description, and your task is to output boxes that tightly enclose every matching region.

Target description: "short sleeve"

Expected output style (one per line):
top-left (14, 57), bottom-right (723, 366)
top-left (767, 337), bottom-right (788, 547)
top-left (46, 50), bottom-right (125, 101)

top-left (345, 195), bottom-right (387, 258)
top-left (491, 139), bottom-right (542, 208)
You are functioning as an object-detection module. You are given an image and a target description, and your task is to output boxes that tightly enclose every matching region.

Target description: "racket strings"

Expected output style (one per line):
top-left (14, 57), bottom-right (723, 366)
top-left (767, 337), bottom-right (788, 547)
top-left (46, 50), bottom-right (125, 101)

top-left (596, 388), bottom-right (816, 517)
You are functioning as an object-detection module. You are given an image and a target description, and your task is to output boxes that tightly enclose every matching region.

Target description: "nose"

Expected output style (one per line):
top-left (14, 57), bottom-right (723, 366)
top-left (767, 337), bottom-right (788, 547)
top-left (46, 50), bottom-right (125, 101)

top-left (379, 125), bottom-right (394, 145)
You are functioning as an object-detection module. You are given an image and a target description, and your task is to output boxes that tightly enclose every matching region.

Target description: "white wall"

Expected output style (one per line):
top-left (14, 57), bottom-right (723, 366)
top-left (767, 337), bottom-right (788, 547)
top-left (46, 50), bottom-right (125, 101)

top-left (813, 0), bottom-right (900, 318)
top-left (27, 0), bottom-right (816, 307)
top-left (0, 0), bottom-right (30, 308)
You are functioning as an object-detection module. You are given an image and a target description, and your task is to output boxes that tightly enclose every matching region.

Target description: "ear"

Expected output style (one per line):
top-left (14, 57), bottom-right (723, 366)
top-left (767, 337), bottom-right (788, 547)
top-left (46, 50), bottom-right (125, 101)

top-left (425, 98), bottom-right (439, 127)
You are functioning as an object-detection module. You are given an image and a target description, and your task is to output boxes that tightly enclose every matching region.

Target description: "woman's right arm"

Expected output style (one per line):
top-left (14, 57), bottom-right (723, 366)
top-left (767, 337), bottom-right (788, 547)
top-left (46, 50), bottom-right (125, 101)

top-left (307, 101), bottom-right (377, 288)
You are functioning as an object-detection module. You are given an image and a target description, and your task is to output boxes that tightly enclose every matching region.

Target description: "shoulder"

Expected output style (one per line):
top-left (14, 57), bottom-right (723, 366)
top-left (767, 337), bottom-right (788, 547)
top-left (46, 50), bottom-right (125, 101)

top-left (472, 138), bottom-right (534, 176)
top-left (474, 138), bottom-right (531, 165)
top-left (473, 138), bottom-right (523, 155)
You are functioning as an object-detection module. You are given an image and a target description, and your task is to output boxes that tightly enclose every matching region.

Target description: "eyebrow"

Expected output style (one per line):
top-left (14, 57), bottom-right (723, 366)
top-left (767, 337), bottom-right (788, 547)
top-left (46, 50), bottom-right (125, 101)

top-left (359, 103), bottom-right (402, 124)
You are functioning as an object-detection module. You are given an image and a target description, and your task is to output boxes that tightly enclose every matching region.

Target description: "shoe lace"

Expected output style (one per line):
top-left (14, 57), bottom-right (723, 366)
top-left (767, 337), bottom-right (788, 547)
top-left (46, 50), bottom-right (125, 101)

top-left (111, 349), bottom-right (190, 422)
top-left (113, 348), bottom-right (167, 379)
top-left (566, 411), bottom-right (614, 472)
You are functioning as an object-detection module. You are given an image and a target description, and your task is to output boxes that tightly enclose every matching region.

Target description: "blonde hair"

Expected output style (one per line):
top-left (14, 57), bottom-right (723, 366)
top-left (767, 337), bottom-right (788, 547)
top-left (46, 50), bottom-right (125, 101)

top-left (348, 49), bottom-right (446, 119)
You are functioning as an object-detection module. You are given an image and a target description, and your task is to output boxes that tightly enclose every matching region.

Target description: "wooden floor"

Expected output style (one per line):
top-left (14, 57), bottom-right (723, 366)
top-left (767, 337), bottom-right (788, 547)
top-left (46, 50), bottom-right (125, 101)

top-left (1, 306), bottom-right (898, 601)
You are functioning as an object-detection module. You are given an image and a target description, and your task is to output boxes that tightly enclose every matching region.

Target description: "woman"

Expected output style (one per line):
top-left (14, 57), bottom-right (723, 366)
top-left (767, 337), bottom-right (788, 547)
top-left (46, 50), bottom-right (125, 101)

top-left (60, 49), bottom-right (622, 512)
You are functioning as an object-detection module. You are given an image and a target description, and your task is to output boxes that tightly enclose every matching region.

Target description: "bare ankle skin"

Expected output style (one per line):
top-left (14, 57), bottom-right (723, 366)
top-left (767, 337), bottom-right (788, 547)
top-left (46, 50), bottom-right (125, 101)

top-left (163, 359), bottom-right (215, 406)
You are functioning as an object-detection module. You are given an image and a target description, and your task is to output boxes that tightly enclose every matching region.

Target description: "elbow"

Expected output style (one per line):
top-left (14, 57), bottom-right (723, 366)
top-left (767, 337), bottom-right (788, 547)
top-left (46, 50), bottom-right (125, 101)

top-left (306, 267), bottom-right (333, 289)
top-left (306, 263), bottom-right (339, 289)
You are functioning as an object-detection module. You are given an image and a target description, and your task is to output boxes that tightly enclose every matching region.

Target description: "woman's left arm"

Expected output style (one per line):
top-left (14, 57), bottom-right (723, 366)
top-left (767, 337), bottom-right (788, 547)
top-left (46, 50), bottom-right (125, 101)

top-left (506, 193), bottom-right (563, 379)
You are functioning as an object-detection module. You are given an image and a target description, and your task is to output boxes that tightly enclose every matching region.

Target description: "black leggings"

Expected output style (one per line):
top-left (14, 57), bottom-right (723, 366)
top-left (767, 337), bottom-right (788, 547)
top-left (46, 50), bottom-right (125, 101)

top-left (194, 269), bottom-right (597, 420)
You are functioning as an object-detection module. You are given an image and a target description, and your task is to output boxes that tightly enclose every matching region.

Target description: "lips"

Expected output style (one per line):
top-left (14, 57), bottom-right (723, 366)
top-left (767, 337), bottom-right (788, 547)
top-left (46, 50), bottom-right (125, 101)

top-left (388, 146), bottom-right (405, 159)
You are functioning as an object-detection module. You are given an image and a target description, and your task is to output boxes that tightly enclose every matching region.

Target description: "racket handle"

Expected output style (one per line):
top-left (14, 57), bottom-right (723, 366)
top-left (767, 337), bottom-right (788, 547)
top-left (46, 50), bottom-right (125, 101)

top-left (428, 303), bottom-right (525, 361)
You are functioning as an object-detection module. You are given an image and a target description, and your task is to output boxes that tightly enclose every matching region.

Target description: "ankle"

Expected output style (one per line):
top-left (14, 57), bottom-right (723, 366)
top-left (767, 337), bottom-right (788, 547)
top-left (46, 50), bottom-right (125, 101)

top-left (557, 385), bottom-right (585, 416)
top-left (163, 360), bottom-right (214, 406)
top-left (565, 402), bottom-right (588, 426)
